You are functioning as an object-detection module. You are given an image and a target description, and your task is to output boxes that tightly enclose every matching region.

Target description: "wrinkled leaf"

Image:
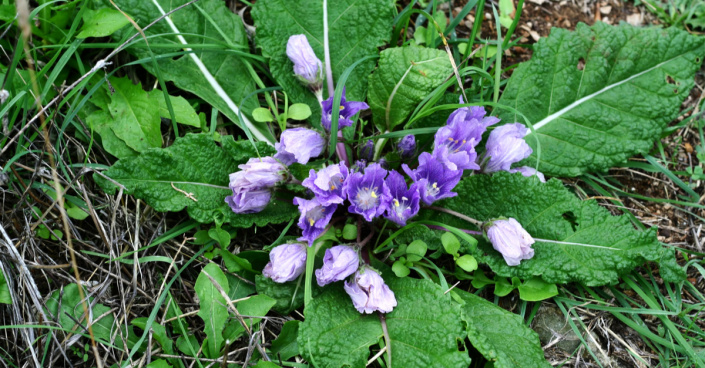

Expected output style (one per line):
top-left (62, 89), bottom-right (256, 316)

top-left (420, 172), bottom-right (668, 285)
top-left (252, 0), bottom-right (395, 126)
top-left (498, 22), bottom-right (705, 176)
top-left (368, 46), bottom-right (453, 131)
top-left (195, 263), bottom-right (229, 358)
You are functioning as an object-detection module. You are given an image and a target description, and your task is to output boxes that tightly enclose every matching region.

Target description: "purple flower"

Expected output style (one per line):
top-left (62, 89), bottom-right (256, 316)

top-left (225, 157), bottom-right (287, 213)
top-left (294, 197), bottom-right (337, 246)
top-left (302, 163), bottom-right (349, 206)
top-left (359, 140), bottom-right (374, 162)
top-left (321, 88), bottom-right (369, 131)
top-left (483, 123), bottom-right (532, 173)
top-left (403, 152), bottom-right (462, 205)
top-left (509, 166), bottom-right (546, 182)
top-left (343, 163), bottom-right (391, 221)
top-left (225, 188), bottom-right (272, 214)
top-left (485, 218), bottom-right (535, 266)
top-left (274, 128), bottom-right (326, 166)
top-left (262, 242), bottom-right (307, 283)
top-left (315, 245), bottom-right (359, 287)
top-left (433, 98), bottom-right (499, 171)
top-left (352, 160), bottom-right (367, 173)
top-left (384, 170), bottom-right (420, 226)
top-left (286, 35), bottom-right (323, 88)
top-left (397, 135), bottom-right (416, 159)
top-left (344, 266), bottom-right (397, 314)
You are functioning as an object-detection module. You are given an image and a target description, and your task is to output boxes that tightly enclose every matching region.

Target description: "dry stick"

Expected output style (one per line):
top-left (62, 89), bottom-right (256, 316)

top-left (427, 206), bottom-right (484, 228)
top-left (0, 0), bottom-right (203, 158)
top-left (15, 1), bottom-right (103, 367)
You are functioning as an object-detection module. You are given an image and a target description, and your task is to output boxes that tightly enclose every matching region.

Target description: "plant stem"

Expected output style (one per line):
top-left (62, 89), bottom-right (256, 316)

top-left (425, 224), bottom-right (482, 236)
top-left (428, 206), bottom-right (484, 228)
top-left (322, 0), bottom-right (334, 98)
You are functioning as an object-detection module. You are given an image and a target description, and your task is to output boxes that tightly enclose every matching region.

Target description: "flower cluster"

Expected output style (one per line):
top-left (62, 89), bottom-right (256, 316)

top-left (228, 35), bottom-right (544, 315)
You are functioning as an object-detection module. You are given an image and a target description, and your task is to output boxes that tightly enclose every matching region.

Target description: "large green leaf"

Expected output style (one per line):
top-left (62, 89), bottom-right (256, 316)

top-left (252, 0), bottom-right (395, 126)
top-left (195, 263), bottom-right (229, 358)
top-left (298, 278), bottom-right (470, 368)
top-left (497, 22), bottom-right (705, 177)
top-left (101, 0), bottom-right (272, 142)
top-left (455, 290), bottom-right (550, 368)
top-left (368, 46), bottom-right (453, 131)
top-left (419, 172), bottom-right (668, 286)
top-left (97, 133), bottom-right (298, 227)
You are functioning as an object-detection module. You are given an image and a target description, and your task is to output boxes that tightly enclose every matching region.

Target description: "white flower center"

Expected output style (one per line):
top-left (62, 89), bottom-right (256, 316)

top-left (328, 174), bottom-right (344, 191)
top-left (425, 182), bottom-right (440, 197)
top-left (355, 187), bottom-right (379, 210)
top-left (307, 205), bottom-right (326, 226)
top-left (393, 196), bottom-right (410, 217)
top-left (445, 137), bottom-right (468, 153)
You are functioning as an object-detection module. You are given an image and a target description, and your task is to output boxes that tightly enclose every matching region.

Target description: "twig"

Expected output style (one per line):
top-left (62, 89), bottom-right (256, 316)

top-left (171, 182), bottom-right (198, 202)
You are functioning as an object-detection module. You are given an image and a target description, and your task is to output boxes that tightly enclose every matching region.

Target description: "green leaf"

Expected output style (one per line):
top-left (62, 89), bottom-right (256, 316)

top-left (220, 250), bottom-right (253, 273)
top-left (226, 274), bottom-right (256, 300)
top-left (97, 133), bottom-right (298, 228)
top-left (392, 260), bottom-right (411, 277)
top-left (270, 320), bottom-right (300, 361)
top-left (442, 232), bottom-right (461, 255)
top-left (342, 224), bottom-right (358, 240)
top-left (456, 290), bottom-right (550, 368)
top-left (470, 269), bottom-right (495, 289)
top-left (422, 172), bottom-right (666, 286)
top-left (45, 284), bottom-right (119, 347)
top-left (253, 108), bottom-right (275, 123)
top-left (0, 271), bottom-right (11, 304)
top-left (101, 0), bottom-right (272, 142)
top-left (255, 275), bottom-right (306, 315)
top-left (77, 8), bottom-right (130, 39)
top-left (208, 227), bottom-right (231, 247)
top-left (493, 277), bottom-right (519, 297)
top-left (517, 277), bottom-right (558, 301)
top-left (252, 0), bottom-right (395, 126)
top-left (145, 360), bottom-right (172, 368)
top-left (287, 103), bottom-right (312, 121)
top-left (498, 0), bottom-right (515, 28)
top-left (368, 46), bottom-right (453, 131)
top-left (195, 263), bottom-right (229, 358)
top-left (497, 22), bottom-right (705, 177)
top-left (223, 295), bottom-right (276, 342)
top-left (456, 255), bottom-right (478, 272)
top-left (107, 77), bottom-right (163, 152)
top-left (66, 205), bottom-right (89, 220)
top-left (406, 239), bottom-right (428, 262)
top-left (131, 317), bottom-right (175, 356)
top-left (152, 92), bottom-right (201, 127)
top-left (298, 278), bottom-right (470, 368)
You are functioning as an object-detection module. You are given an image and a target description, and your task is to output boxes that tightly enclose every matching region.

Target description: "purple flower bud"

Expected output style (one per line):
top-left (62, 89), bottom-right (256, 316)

top-left (359, 140), bottom-right (374, 162)
top-left (286, 35), bottom-right (323, 87)
top-left (225, 188), bottom-right (272, 214)
top-left (485, 218), bottom-right (535, 266)
top-left (321, 88), bottom-right (369, 131)
top-left (384, 170), bottom-right (420, 226)
top-left (483, 123), bottom-right (532, 173)
top-left (403, 152), bottom-right (462, 205)
top-left (433, 97), bottom-right (499, 171)
top-left (509, 166), bottom-right (546, 182)
top-left (294, 196), bottom-right (337, 246)
top-left (315, 245), bottom-right (359, 287)
top-left (275, 128), bottom-right (326, 166)
top-left (225, 157), bottom-right (287, 214)
top-left (343, 163), bottom-right (391, 221)
top-left (344, 266), bottom-right (397, 314)
top-left (352, 160), bottom-right (367, 173)
top-left (262, 242), bottom-right (307, 283)
top-left (397, 135), bottom-right (416, 159)
top-left (302, 163), bottom-right (349, 206)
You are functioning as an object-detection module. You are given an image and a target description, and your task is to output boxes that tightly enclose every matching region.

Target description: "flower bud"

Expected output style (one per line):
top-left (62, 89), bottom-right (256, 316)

top-left (262, 243), bottom-right (307, 283)
top-left (397, 135), bottom-right (416, 159)
top-left (359, 139), bottom-right (374, 162)
top-left (485, 218), bottom-right (535, 266)
top-left (225, 157), bottom-right (287, 214)
top-left (344, 266), bottom-right (397, 314)
top-left (286, 35), bottom-right (323, 89)
top-left (225, 188), bottom-right (272, 214)
top-left (274, 128), bottom-right (326, 166)
top-left (483, 123), bottom-right (532, 173)
top-left (315, 245), bottom-right (359, 286)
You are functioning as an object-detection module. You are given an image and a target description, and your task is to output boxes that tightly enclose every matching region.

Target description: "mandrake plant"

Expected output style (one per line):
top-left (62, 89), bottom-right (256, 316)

top-left (1, 0), bottom-right (704, 367)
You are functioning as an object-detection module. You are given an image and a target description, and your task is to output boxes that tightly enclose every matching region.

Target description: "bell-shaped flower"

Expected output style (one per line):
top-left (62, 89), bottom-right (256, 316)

top-left (225, 188), bottom-right (272, 214)
top-left (397, 135), bottom-right (416, 159)
top-left (294, 196), bottom-right (337, 246)
top-left (483, 123), bottom-right (532, 173)
top-left (433, 97), bottom-right (499, 171)
top-left (274, 128), bottom-right (326, 166)
top-left (225, 157), bottom-right (287, 214)
top-left (262, 242), bottom-right (307, 283)
top-left (315, 245), bottom-right (359, 286)
top-left (485, 218), bottom-right (535, 266)
top-left (343, 163), bottom-right (391, 221)
top-left (344, 266), bottom-right (397, 314)
top-left (321, 88), bottom-right (369, 131)
top-left (509, 166), bottom-right (546, 182)
top-left (383, 170), bottom-right (420, 226)
top-left (302, 163), bottom-right (349, 206)
top-left (286, 35), bottom-right (323, 88)
top-left (403, 152), bottom-right (462, 205)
